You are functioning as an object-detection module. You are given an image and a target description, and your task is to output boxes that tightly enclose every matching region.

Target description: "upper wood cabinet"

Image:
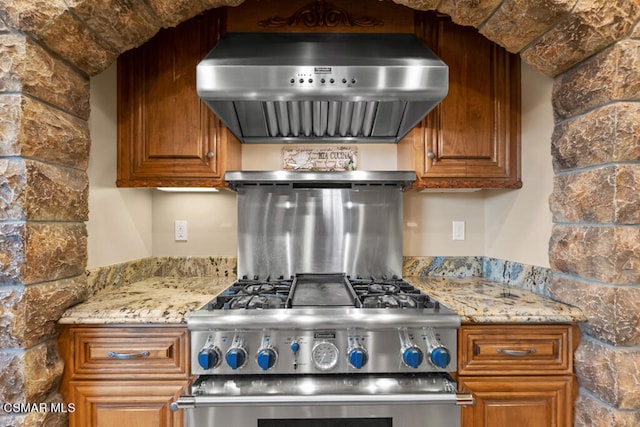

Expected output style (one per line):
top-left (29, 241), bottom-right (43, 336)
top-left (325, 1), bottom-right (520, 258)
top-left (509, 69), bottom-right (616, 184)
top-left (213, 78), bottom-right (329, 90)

top-left (117, 9), bottom-right (241, 188)
top-left (117, 2), bottom-right (519, 189)
top-left (399, 12), bottom-right (522, 189)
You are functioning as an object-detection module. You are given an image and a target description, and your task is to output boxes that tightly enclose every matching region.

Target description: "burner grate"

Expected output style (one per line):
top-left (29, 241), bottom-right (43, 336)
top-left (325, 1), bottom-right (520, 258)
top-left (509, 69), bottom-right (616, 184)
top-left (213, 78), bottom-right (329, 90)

top-left (204, 275), bottom-right (439, 311)
top-left (351, 277), bottom-right (439, 310)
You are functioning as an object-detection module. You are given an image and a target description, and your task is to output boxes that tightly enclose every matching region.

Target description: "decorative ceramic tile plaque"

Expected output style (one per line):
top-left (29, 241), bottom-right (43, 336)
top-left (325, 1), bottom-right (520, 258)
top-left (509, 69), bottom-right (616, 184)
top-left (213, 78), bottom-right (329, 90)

top-left (282, 146), bottom-right (358, 171)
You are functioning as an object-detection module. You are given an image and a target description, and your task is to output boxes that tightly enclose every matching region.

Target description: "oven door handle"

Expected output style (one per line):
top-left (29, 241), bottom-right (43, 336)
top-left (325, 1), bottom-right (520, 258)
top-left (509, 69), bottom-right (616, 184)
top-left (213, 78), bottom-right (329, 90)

top-left (171, 393), bottom-right (474, 410)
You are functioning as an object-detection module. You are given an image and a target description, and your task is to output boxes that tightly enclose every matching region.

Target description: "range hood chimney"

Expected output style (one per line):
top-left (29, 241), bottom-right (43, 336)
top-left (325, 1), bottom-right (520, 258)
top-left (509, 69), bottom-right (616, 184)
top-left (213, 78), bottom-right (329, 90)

top-left (197, 32), bottom-right (448, 144)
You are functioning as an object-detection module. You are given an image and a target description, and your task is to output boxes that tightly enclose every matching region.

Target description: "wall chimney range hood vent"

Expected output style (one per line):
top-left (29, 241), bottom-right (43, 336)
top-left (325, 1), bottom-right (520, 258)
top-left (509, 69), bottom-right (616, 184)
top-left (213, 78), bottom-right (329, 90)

top-left (197, 32), bottom-right (448, 144)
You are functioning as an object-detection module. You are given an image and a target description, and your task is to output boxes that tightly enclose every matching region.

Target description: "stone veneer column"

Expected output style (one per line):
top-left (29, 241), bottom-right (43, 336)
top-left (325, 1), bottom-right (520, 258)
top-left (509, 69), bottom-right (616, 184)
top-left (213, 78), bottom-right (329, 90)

top-left (548, 28), bottom-right (640, 425)
top-left (0, 31), bottom-right (90, 426)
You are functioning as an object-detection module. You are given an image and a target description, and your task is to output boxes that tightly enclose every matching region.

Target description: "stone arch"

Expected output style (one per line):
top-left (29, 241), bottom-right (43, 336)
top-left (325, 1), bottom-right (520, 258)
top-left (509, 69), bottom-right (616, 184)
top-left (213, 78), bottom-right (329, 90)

top-left (0, 0), bottom-right (638, 426)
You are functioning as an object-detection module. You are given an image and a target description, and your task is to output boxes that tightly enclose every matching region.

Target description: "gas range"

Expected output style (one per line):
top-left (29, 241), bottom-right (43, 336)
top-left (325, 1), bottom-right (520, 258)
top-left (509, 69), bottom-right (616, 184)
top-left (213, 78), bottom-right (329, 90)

top-left (173, 171), bottom-right (472, 424)
top-left (188, 273), bottom-right (459, 376)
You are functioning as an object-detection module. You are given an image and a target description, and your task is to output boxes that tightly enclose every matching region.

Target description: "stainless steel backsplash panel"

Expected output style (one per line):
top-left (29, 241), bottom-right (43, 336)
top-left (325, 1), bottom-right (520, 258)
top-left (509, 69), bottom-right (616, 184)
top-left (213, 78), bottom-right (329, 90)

top-left (236, 185), bottom-right (403, 279)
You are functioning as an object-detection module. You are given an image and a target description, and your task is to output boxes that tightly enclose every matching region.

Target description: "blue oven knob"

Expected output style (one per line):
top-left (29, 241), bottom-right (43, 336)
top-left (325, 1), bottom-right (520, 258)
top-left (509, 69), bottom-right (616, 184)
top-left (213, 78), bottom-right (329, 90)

top-left (348, 348), bottom-right (368, 369)
top-left (257, 348), bottom-right (277, 371)
top-left (226, 347), bottom-right (247, 370)
top-left (430, 347), bottom-right (451, 369)
top-left (402, 347), bottom-right (424, 369)
top-left (290, 341), bottom-right (300, 355)
top-left (197, 347), bottom-right (220, 370)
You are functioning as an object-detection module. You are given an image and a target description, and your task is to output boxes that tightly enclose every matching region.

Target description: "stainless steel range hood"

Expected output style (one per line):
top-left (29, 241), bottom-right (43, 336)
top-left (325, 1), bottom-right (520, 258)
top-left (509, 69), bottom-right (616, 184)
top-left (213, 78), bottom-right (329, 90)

top-left (197, 32), bottom-right (448, 144)
top-left (225, 170), bottom-right (416, 190)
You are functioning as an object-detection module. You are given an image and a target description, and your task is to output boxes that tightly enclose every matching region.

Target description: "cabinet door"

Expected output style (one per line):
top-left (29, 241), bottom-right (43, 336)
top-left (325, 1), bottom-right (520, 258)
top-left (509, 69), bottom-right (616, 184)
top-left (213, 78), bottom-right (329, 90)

top-left (459, 376), bottom-right (574, 427)
top-left (411, 12), bottom-right (521, 189)
top-left (117, 9), bottom-right (239, 187)
top-left (68, 380), bottom-right (185, 427)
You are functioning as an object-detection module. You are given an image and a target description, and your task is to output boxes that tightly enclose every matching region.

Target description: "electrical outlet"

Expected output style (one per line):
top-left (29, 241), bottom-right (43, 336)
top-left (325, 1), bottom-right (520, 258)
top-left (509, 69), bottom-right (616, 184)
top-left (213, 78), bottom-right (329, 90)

top-left (452, 220), bottom-right (465, 241)
top-left (175, 220), bottom-right (188, 241)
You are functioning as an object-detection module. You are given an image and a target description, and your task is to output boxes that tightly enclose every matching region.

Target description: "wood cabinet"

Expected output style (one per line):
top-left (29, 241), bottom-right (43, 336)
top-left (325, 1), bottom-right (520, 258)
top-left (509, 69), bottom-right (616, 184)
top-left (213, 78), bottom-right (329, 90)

top-left (457, 324), bottom-right (578, 427)
top-left (117, 2), bottom-right (520, 189)
top-left (399, 12), bottom-right (521, 189)
top-left (117, 9), bottom-right (241, 188)
top-left (59, 326), bottom-right (190, 427)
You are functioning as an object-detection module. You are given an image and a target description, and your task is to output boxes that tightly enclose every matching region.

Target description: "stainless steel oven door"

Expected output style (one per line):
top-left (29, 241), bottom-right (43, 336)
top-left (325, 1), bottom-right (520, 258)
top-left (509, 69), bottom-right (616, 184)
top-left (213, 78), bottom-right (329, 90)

top-left (172, 374), bottom-right (474, 427)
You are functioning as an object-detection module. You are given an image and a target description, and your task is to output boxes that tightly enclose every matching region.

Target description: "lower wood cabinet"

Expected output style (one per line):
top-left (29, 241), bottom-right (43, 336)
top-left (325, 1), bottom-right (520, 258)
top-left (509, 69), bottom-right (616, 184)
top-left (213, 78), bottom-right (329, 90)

top-left (458, 376), bottom-right (574, 427)
top-left (59, 326), bottom-right (190, 427)
top-left (457, 324), bottom-right (578, 427)
top-left (67, 381), bottom-right (185, 427)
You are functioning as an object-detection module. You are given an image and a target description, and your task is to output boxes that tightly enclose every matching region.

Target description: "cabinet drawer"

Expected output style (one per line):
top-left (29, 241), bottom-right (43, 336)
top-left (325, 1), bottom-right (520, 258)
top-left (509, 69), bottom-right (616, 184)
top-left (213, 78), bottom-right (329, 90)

top-left (63, 326), bottom-right (189, 380)
top-left (458, 324), bottom-right (574, 375)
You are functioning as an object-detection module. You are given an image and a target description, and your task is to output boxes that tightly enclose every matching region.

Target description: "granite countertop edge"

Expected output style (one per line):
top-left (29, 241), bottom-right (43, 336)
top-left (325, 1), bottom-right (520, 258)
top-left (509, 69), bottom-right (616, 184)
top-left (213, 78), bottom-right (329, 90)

top-left (58, 275), bottom-right (586, 325)
top-left (57, 276), bottom-right (234, 325)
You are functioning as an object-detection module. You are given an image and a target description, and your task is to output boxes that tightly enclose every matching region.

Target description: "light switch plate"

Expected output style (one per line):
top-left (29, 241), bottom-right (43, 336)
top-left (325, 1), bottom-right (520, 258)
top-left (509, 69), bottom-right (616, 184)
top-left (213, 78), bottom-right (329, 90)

top-left (452, 220), bottom-right (465, 240)
top-left (175, 220), bottom-right (188, 241)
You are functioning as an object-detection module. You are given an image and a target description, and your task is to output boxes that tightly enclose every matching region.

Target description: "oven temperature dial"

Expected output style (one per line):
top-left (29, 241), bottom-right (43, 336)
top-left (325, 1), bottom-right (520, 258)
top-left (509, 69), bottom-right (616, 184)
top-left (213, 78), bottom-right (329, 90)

top-left (225, 335), bottom-right (248, 370)
top-left (430, 347), bottom-right (451, 369)
top-left (197, 346), bottom-right (221, 370)
top-left (256, 348), bottom-right (277, 371)
top-left (312, 341), bottom-right (339, 371)
top-left (256, 334), bottom-right (278, 371)
top-left (347, 331), bottom-right (368, 369)
top-left (423, 327), bottom-right (451, 369)
top-left (399, 328), bottom-right (424, 369)
top-left (226, 347), bottom-right (247, 370)
top-left (402, 346), bottom-right (424, 369)
top-left (348, 347), bottom-right (368, 369)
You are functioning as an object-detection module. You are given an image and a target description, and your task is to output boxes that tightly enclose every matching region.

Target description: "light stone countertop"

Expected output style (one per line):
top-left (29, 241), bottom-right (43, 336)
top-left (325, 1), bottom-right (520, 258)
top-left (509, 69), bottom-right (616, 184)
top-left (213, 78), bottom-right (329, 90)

top-left (58, 276), bottom-right (585, 325)
top-left (405, 276), bottom-right (586, 323)
top-left (58, 276), bottom-right (232, 325)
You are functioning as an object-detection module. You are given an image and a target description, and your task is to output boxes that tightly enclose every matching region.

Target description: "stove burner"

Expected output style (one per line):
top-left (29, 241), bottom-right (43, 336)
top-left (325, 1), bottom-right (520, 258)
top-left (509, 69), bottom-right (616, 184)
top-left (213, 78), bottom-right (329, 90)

top-left (369, 283), bottom-right (401, 294)
top-left (205, 275), bottom-right (439, 311)
top-left (205, 278), bottom-right (293, 310)
top-left (363, 294), bottom-right (419, 309)
top-left (352, 278), bottom-right (437, 309)
top-left (395, 294), bottom-right (418, 308)
top-left (229, 295), bottom-right (286, 309)
top-left (243, 284), bottom-right (276, 294)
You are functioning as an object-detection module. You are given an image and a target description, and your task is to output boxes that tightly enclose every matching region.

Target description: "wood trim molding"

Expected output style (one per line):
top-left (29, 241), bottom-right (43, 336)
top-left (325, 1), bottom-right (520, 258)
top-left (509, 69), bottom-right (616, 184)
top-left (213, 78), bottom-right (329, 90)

top-left (257, 0), bottom-right (383, 28)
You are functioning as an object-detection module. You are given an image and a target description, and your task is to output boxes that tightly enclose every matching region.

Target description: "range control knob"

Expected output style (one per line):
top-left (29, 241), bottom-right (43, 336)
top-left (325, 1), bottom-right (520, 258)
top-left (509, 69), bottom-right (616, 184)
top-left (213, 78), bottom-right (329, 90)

top-left (290, 341), bottom-right (300, 355)
top-left (197, 347), bottom-right (221, 370)
top-left (256, 348), bottom-right (278, 371)
top-left (430, 347), bottom-right (451, 369)
top-left (403, 347), bottom-right (424, 369)
top-left (348, 347), bottom-right (368, 369)
top-left (225, 347), bottom-right (247, 370)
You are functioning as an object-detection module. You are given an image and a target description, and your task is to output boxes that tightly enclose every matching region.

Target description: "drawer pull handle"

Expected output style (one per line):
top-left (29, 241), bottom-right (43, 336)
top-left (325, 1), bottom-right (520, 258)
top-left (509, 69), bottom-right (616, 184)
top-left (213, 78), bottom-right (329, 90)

top-left (496, 348), bottom-right (536, 356)
top-left (107, 351), bottom-right (150, 360)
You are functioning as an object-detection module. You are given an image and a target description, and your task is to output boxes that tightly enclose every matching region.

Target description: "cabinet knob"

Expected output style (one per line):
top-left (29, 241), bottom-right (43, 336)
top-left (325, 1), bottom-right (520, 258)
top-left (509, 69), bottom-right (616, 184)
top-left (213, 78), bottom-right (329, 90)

top-left (206, 151), bottom-right (215, 159)
top-left (427, 151), bottom-right (435, 159)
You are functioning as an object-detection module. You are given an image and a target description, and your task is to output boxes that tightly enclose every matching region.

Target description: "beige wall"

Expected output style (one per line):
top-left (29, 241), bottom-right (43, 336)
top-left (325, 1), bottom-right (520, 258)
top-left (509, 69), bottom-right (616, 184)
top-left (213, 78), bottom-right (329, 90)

top-left (403, 191), bottom-right (486, 256)
top-left (87, 64), bottom-right (153, 268)
top-left (151, 189), bottom-right (238, 256)
top-left (483, 63), bottom-right (554, 267)
top-left (87, 62), bottom-right (553, 268)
